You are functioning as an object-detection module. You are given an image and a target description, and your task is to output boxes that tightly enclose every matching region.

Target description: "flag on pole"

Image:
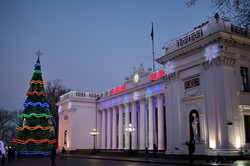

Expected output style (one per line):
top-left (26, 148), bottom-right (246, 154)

top-left (151, 22), bottom-right (155, 71)
top-left (151, 22), bottom-right (154, 40)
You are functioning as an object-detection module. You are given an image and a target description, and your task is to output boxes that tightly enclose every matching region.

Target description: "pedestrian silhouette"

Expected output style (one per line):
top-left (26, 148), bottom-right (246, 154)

top-left (1, 154), bottom-right (6, 165)
top-left (7, 149), bottom-right (12, 163)
top-left (186, 140), bottom-right (195, 164)
top-left (11, 148), bottom-right (15, 161)
top-left (153, 144), bottom-right (157, 159)
top-left (145, 147), bottom-right (149, 160)
top-left (61, 147), bottom-right (66, 160)
top-left (50, 148), bottom-right (57, 166)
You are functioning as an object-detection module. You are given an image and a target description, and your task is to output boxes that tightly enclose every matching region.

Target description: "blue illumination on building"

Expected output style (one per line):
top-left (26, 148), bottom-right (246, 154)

top-left (146, 87), bottom-right (152, 96)
top-left (100, 102), bottom-right (105, 108)
top-left (154, 85), bottom-right (160, 93)
top-left (117, 96), bottom-right (122, 103)
top-left (124, 94), bottom-right (129, 101)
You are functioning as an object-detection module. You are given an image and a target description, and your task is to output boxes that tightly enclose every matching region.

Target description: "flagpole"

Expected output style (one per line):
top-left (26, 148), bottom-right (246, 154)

top-left (151, 22), bottom-right (155, 71)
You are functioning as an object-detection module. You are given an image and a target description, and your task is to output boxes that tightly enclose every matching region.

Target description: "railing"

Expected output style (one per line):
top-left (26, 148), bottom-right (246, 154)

top-left (60, 91), bottom-right (101, 101)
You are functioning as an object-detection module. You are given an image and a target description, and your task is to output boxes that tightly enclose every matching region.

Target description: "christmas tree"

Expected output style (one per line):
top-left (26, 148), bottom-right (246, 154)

top-left (12, 51), bottom-right (56, 155)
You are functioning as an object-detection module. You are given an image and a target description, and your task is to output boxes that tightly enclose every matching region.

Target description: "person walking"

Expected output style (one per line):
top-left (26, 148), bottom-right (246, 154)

top-left (11, 148), bottom-right (15, 162)
top-left (1, 154), bottom-right (6, 165)
top-left (61, 147), bottom-right (66, 160)
top-left (7, 149), bottom-right (12, 163)
top-left (153, 144), bottom-right (157, 159)
top-left (186, 140), bottom-right (195, 164)
top-left (145, 147), bottom-right (149, 160)
top-left (50, 148), bottom-right (57, 166)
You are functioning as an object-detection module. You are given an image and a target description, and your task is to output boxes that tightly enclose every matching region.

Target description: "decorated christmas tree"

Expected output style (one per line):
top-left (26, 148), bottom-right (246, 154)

top-left (12, 51), bottom-right (56, 155)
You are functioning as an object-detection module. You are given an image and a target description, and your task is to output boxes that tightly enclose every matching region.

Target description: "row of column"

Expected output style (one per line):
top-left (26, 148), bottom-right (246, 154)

top-left (100, 94), bottom-right (165, 150)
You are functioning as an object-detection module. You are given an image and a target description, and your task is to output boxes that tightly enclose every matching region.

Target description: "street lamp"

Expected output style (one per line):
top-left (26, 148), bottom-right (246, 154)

top-left (90, 127), bottom-right (99, 154)
top-left (125, 123), bottom-right (136, 156)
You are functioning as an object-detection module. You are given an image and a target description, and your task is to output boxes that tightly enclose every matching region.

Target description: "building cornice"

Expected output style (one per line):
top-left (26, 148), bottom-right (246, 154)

top-left (157, 32), bottom-right (221, 63)
top-left (181, 94), bottom-right (205, 102)
top-left (56, 97), bottom-right (97, 107)
top-left (202, 56), bottom-right (237, 70)
top-left (99, 78), bottom-right (165, 102)
top-left (157, 31), bottom-right (250, 64)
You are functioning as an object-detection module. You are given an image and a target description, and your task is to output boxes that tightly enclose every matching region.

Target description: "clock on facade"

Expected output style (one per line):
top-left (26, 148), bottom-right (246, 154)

top-left (133, 73), bottom-right (139, 84)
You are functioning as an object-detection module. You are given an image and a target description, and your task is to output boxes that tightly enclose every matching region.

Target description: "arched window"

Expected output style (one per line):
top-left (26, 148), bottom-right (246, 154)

top-left (189, 110), bottom-right (200, 142)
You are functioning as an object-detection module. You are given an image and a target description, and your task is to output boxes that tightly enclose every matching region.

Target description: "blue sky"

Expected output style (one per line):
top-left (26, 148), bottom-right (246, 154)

top-left (0, 0), bottom-right (214, 110)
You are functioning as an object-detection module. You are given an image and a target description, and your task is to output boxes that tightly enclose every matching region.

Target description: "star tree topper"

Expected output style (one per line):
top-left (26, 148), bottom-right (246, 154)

top-left (35, 50), bottom-right (42, 57)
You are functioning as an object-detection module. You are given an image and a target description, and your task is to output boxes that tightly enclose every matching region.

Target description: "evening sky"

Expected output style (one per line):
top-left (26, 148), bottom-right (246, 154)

top-left (0, 0), bottom-right (214, 110)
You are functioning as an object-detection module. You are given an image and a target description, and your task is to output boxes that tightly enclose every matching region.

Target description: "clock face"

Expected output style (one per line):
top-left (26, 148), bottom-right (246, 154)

top-left (133, 73), bottom-right (139, 84)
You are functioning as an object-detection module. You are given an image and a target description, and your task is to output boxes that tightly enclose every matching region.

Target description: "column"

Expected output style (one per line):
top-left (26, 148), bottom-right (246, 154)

top-left (112, 106), bottom-right (117, 149)
top-left (67, 112), bottom-right (73, 149)
top-left (118, 104), bottom-right (124, 149)
top-left (101, 109), bottom-right (106, 149)
top-left (157, 94), bottom-right (165, 150)
top-left (131, 101), bottom-right (137, 149)
top-left (124, 102), bottom-right (130, 149)
top-left (107, 108), bottom-right (112, 149)
top-left (58, 112), bottom-right (64, 148)
top-left (165, 82), bottom-right (174, 154)
top-left (139, 99), bottom-right (146, 150)
top-left (148, 96), bottom-right (154, 150)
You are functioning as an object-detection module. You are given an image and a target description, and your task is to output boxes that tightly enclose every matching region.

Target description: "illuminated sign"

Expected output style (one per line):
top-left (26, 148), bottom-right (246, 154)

top-left (149, 69), bottom-right (165, 81)
top-left (112, 85), bottom-right (126, 95)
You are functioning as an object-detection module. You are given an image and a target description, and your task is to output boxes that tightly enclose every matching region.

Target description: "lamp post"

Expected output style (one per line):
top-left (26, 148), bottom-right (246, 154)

top-left (125, 123), bottom-right (135, 156)
top-left (90, 127), bottom-right (99, 154)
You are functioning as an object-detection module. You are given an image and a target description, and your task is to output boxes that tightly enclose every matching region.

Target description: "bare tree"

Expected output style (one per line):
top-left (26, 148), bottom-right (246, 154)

top-left (0, 109), bottom-right (21, 147)
top-left (185, 0), bottom-right (250, 27)
top-left (45, 79), bottom-right (70, 139)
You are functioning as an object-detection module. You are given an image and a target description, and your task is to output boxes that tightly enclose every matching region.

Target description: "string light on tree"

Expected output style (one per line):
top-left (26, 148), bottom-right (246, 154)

top-left (12, 50), bottom-right (56, 156)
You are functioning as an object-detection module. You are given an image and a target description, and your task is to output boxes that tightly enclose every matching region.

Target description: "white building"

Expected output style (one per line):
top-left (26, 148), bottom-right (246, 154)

top-left (57, 17), bottom-right (250, 156)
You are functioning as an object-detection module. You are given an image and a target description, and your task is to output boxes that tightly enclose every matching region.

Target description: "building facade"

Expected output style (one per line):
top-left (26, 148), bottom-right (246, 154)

top-left (57, 18), bottom-right (250, 156)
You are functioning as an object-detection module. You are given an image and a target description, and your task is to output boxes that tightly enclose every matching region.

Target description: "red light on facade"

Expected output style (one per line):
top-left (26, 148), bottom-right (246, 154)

top-left (112, 84), bottom-right (126, 95)
top-left (149, 69), bottom-right (165, 81)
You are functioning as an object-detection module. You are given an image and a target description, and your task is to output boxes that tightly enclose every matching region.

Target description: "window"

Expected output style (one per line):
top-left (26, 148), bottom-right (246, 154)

top-left (184, 78), bottom-right (200, 89)
top-left (240, 67), bottom-right (249, 92)
top-left (64, 115), bottom-right (68, 124)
